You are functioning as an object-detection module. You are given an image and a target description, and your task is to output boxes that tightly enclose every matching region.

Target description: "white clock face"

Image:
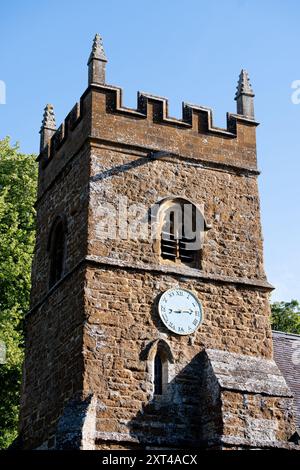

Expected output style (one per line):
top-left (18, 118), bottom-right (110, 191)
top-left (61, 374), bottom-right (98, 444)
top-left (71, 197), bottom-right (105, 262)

top-left (158, 288), bottom-right (203, 335)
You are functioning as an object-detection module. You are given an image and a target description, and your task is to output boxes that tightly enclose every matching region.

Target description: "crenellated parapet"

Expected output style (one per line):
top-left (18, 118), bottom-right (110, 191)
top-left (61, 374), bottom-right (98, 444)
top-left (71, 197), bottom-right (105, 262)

top-left (103, 85), bottom-right (258, 135)
top-left (38, 86), bottom-right (259, 162)
top-left (37, 34), bottom-right (260, 183)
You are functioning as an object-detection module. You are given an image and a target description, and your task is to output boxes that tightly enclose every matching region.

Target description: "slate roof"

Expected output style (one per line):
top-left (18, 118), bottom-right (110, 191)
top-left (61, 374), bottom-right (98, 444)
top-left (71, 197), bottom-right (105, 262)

top-left (272, 331), bottom-right (300, 428)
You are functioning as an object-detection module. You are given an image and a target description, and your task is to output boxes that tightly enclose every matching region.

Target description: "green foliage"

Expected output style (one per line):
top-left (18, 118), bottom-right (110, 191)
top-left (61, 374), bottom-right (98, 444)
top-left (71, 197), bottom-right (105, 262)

top-left (271, 299), bottom-right (300, 334)
top-left (0, 137), bottom-right (37, 449)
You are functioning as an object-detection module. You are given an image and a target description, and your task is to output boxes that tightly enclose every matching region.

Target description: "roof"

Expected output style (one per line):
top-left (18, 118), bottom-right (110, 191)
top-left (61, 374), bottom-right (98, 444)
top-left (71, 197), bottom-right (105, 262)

top-left (205, 348), bottom-right (292, 397)
top-left (272, 331), bottom-right (300, 427)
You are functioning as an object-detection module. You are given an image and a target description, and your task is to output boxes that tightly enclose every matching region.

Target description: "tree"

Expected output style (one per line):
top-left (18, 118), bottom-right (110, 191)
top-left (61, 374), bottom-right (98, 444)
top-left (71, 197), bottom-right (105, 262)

top-left (271, 299), bottom-right (300, 335)
top-left (0, 137), bottom-right (37, 449)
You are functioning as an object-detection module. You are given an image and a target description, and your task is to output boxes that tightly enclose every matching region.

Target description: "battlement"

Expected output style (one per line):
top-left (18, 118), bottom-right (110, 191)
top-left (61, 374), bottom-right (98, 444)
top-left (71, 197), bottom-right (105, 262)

top-left (38, 35), bottom-right (259, 183)
top-left (89, 83), bottom-right (259, 135)
top-left (39, 83), bottom-right (258, 162)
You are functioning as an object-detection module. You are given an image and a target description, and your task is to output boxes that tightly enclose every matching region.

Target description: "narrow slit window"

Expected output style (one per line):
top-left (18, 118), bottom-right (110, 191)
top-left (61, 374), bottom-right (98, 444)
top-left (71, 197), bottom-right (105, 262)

top-left (49, 219), bottom-right (65, 288)
top-left (154, 352), bottom-right (163, 395)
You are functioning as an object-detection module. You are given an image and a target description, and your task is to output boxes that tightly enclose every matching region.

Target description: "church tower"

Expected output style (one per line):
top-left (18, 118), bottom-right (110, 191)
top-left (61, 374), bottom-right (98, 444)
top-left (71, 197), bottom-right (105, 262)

top-left (19, 35), bottom-right (297, 450)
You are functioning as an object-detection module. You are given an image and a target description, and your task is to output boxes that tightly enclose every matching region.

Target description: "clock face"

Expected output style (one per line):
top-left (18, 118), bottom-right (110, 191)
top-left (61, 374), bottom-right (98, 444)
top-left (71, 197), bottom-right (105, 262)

top-left (158, 288), bottom-right (203, 335)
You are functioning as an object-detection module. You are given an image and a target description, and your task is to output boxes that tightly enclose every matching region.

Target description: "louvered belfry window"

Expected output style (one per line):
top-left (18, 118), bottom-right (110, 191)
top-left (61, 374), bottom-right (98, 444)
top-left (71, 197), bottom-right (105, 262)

top-left (160, 201), bottom-right (199, 267)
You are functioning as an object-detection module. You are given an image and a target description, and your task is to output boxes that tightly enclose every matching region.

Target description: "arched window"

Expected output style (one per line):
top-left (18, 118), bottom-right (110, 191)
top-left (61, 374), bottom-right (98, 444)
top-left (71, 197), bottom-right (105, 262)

top-left (48, 217), bottom-right (66, 288)
top-left (156, 198), bottom-right (206, 268)
top-left (142, 339), bottom-right (174, 397)
top-left (153, 345), bottom-right (172, 396)
top-left (154, 352), bottom-right (163, 395)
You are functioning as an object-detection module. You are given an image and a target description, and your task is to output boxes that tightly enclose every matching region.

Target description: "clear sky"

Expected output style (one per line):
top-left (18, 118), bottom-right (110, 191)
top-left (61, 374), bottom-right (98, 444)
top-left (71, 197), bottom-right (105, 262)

top-left (0, 0), bottom-right (299, 301)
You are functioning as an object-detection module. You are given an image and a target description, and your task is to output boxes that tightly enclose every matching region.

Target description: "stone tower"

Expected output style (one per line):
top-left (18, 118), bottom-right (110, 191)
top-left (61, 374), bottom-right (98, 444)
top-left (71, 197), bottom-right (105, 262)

top-left (19, 35), bottom-right (297, 450)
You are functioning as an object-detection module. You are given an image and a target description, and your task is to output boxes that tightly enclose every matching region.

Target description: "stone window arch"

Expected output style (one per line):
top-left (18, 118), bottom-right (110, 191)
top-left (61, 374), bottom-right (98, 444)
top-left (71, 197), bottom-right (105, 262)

top-left (48, 216), bottom-right (67, 288)
top-left (153, 197), bottom-right (209, 268)
top-left (143, 339), bottom-right (175, 396)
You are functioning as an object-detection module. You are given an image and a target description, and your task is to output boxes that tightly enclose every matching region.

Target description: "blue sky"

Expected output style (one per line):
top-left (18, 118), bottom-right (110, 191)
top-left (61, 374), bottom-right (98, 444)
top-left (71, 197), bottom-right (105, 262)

top-left (0, 0), bottom-right (299, 301)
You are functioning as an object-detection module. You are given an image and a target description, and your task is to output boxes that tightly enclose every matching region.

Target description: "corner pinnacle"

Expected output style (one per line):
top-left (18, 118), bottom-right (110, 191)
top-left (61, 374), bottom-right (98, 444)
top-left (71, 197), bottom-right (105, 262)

top-left (87, 33), bottom-right (107, 65)
top-left (41, 104), bottom-right (56, 130)
top-left (40, 104), bottom-right (56, 152)
top-left (235, 69), bottom-right (255, 119)
top-left (235, 69), bottom-right (254, 99)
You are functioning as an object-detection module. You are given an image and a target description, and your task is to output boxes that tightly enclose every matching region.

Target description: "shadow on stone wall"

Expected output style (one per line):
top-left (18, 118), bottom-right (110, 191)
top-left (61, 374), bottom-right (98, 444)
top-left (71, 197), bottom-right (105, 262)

top-left (127, 351), bottom-right (223, 448)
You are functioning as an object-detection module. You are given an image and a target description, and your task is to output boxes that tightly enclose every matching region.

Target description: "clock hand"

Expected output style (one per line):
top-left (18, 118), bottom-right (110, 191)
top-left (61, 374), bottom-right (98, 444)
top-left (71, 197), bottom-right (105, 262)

top-left (169, 309), bottom-right (195, 314)
top-left (168, 309), bottom-right (185, 314)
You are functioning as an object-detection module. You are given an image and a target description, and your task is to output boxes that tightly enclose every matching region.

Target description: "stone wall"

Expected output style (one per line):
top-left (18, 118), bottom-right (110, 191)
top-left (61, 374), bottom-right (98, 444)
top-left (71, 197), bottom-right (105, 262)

top-left (88, 146), bottom-right (266, 282)
top-left (83, 265), bottom-right (274, 449)
top-left (90, 86), bottom-right (258, 170)
top-left (19, 266), bottom-right (86, 449)
top-left (30, 144), bottom-right (90, 306)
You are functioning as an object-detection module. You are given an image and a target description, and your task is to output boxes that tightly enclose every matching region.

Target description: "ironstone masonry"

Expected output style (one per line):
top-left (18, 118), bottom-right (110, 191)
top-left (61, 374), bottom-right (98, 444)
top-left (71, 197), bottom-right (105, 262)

top-left (18, 34), bottom-right (298, 450)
